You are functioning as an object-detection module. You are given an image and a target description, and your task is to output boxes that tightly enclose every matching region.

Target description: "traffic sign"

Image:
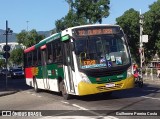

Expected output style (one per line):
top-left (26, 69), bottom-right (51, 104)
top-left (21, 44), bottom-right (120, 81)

top-left (3, 45), bottom-right (10, 52)
top-left (3, 52), bottom-right (10, 59)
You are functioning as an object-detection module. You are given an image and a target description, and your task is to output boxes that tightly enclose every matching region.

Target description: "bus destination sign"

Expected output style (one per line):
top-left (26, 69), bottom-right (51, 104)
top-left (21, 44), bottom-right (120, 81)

top-left (74, 27), bottom-right (120, 36)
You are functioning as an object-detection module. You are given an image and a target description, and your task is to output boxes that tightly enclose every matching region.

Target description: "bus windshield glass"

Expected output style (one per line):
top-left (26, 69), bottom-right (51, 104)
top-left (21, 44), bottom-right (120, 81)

top-left (74, 34), bottom-right (130, 69)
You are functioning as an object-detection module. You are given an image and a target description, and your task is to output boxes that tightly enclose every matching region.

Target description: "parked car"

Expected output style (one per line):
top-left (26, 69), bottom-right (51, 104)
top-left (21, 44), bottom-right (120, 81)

top-left (10, 68), bottom-right (24, 79)
top-left (0, 69), bottom-right (9, 76)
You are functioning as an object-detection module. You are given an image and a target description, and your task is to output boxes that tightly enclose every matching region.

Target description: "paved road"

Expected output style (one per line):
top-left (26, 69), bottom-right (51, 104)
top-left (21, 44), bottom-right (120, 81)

top-left (0, 76), bottom-right (160, 119)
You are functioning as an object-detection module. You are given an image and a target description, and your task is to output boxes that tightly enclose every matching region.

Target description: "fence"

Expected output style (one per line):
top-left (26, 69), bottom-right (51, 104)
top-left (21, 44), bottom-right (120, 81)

top-left (143, 68), bottom-right (160, 80)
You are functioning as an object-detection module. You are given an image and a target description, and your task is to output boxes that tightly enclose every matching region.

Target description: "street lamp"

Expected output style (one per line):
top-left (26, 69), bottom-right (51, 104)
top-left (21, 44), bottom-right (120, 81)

top-left (26, 21), bottom-right (29, 32)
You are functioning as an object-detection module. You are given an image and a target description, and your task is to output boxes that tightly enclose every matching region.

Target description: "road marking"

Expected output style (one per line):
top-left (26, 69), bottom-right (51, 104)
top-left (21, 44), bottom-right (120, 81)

top-left (61, 101), bottom-right (69, 104)
top-left (72, 104), bottom-right (88, 110)
top-left (31, 93), bottom-right (37, 96)
top-left (141, 96), bottom-right (160, 100)
top-left (37, 95), bottom-right (42, 98)
top-left (72, 104), bottom-right (119, 119)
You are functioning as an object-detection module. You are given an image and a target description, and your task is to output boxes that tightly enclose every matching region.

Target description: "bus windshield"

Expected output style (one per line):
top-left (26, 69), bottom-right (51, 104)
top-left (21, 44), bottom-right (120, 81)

top-left (74, 34), bottom-right (130, 69)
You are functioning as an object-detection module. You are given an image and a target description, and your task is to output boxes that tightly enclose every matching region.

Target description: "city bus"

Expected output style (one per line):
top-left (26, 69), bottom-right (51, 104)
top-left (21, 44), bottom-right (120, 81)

top-left (24, 24), bottom-right (134, 99)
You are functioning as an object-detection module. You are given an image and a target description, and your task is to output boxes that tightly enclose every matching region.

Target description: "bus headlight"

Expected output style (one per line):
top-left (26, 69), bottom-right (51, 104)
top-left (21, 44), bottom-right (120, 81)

top-left (80, 72), bottom-right (91, 83)
top-left (127, 66), bottom-right (132, 77)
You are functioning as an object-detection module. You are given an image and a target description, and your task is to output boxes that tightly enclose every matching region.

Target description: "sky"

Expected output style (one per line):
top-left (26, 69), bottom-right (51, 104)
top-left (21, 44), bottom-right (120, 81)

top-left (0, 0), bottom-right (157, 33)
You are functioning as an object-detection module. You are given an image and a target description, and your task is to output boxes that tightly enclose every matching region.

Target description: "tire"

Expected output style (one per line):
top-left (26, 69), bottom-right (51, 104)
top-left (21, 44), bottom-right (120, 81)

top-left (138, 77), bottom-right (143, 88)
top-left (11, 75), bottom-right (15, 79)
top-left (60, 80), bottom-right (71, 100)
top-left (33, 78), bottom-right (39, 93)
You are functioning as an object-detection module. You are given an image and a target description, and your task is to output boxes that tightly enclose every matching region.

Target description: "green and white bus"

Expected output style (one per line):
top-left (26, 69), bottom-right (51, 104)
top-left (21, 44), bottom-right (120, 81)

top-left (24, 24), bottom-right (134, 99)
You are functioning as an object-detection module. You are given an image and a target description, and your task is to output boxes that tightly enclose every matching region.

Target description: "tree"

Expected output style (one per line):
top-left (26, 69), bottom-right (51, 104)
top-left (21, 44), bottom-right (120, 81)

top-left (143, 0), bottom-right (160, 59)
top-left (55, 10), bottom-right (87, 32)
top-left (9, 48), bottom-right (24, 66)
top-left (16, 29), bottom-right (45, 48)
top-left (116, 8), bottom-right (140, 63)
top-left (0, 59), bottom-right (5, 68)
top-left (116, 0), bottom-right (160, 64)
top-left (55, 0), bottom-right (110, 32)
top-left (73, 0), bottom-right (110, 24)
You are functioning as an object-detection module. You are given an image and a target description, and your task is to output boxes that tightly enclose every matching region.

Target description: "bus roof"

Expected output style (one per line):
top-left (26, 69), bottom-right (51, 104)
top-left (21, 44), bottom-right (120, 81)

top-left (63, 24), bottom-right (120, 31)
top-left (24, 24), bottom-right (120, 53)
top-left (24, 33), bottom-right (61, 53)
top-left (61, 24), bottom-right (121, 36)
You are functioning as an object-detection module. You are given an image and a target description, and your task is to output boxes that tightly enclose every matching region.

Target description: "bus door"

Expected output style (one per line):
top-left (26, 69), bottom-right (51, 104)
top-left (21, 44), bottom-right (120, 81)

top-left (63, 42), bottom-right (75, 93)
top-left (41, 48), bottom-right (50, 89)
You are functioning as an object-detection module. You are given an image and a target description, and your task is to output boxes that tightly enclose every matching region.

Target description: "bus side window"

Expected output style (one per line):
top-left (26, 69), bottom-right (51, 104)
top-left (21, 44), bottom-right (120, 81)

top-left (37, 49), bottom-right (41, 65)
top-left (47, 43), bottom-right (53, 64)
top-left (33, 49), bottom-right (38, 66)
top-left (27, 52), bottom-right (32, 67)
top-left (55, 41), bottom-right (62, 62)
top-left (51, 41), bottom-right (56, 63)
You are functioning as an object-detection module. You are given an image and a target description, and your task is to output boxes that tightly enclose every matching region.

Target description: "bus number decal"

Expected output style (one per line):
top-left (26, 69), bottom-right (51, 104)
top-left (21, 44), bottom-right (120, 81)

top-left (83, 60), bottom-right (96, 65)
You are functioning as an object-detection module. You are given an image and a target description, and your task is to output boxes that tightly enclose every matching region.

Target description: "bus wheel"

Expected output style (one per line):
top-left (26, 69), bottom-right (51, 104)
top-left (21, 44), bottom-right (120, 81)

top-left (33, 78), bottom-right (39, 93)
top-left (60, 80), bottom-right (71, 100)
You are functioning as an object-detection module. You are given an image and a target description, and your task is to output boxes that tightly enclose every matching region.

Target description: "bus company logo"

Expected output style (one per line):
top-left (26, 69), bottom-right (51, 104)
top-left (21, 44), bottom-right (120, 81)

top-left (31, 67), bottom-right (39, 76)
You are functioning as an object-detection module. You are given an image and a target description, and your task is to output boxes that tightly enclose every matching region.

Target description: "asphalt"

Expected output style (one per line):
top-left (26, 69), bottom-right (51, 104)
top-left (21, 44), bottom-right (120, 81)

top-left (0, 77), bottom-right (160, 97)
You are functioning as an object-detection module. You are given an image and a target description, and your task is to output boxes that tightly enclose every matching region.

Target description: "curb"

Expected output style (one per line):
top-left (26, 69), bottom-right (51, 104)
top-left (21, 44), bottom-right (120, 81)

top-left (0, 90), bottom-right (19, 97)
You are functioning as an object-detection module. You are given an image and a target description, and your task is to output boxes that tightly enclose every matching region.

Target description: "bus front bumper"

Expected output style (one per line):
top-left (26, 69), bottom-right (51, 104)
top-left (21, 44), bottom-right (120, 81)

top-left (78, 75), bottom-right (135, 96)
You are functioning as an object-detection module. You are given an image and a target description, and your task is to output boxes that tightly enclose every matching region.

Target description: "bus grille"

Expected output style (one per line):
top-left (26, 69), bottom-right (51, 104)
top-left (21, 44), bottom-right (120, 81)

top-left (86, 69), bottom-right (126, 77)
top-left (96, 83), bottom-right (123, 91)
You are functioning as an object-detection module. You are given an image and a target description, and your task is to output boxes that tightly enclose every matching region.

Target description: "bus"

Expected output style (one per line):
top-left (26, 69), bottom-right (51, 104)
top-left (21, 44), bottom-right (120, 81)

top-left (24, 24), bottom-right (134, 99)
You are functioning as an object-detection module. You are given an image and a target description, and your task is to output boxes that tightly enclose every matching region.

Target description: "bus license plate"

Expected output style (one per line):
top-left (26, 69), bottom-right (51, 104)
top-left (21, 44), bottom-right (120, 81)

top-left (106, 83), bottom-right (115, 88)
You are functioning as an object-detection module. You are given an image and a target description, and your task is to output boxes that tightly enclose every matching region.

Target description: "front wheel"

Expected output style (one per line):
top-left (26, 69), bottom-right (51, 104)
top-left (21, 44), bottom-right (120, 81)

top-left (138, 77), bottom-right (143, 88)
top-left (60, 80), bottom-right (71, 100)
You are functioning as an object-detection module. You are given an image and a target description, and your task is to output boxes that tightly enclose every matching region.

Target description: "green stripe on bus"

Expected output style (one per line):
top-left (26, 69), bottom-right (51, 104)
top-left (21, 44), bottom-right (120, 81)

top-left (35, 33), bottom-right (61, 49)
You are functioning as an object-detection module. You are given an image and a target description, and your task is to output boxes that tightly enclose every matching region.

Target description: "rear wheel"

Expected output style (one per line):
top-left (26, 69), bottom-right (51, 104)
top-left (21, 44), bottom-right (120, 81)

top-left (33, 78), bottom-right (39, 92)
top-left (60, 80), bottom-right (71, 100)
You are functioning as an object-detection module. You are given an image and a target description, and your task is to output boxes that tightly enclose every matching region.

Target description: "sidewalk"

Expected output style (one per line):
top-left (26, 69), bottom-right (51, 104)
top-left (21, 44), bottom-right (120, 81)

top-left (0, 86), bottom-right (18, 97)
top-left (143, 78), bottom-right (160, 85)
top-left (143, 74), bottom-right (160, 85)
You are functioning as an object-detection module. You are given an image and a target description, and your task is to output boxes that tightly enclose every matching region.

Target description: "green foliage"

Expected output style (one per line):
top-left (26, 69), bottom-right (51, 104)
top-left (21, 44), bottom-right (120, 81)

top-left (0, 59), bottom-right (5, 68)
top-left (116, 8), bottom-right (140, 63)
top-left (55, 10), bottom-right (87, 32)
top-left (116, 0), bottom-right (160, 64)
top-left (9, 48), bottom-right (24, 66)
top-left (144, 0), bottom-right (160, 59)
top-left (73, 0), bottom-right (110, 24)
top-left (16, 29), bottom-right (45, 48)
top-left (55, 0), bottom-right (110, 32)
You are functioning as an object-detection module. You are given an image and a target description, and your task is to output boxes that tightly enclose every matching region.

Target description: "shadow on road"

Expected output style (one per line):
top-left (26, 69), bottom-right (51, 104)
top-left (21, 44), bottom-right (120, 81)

top-left (2, 74), bottom-right (159, 102)
top-left (0, 75), bottom-right (32, 92)
top-left (71, 83), bottom-right (160, 101)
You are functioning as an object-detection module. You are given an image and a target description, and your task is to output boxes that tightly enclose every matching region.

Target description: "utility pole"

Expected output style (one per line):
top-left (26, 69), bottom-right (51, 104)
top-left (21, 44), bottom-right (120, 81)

top-left (139, 10), bottom-right (144, 68)
top-left (3, 20), bottom-right (12, 90)
top-left (139, 10), bottom-right (144, 78)
top-left (5, 21), bottom-right (8, 90)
